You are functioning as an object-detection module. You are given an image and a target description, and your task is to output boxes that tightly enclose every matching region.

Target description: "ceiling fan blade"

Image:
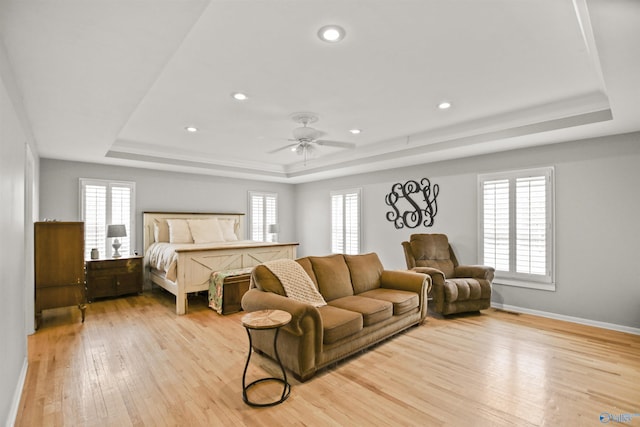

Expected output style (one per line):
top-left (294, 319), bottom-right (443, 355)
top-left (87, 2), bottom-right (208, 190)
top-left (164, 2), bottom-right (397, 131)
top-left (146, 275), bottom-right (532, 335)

top-left (315, 140), bottom-right (356, 149)
top-left (268, 143), bottom-right (298, 154)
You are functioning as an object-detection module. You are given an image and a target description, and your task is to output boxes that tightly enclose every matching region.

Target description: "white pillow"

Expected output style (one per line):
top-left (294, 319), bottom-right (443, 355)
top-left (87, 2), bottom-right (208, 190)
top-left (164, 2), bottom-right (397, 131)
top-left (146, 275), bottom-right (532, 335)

top-left (187, 219), bottom-right (225, 244)
top-left (153, 219), bottom-right (170, 243)
top-left (217, 218), bottom-right (238, 241)
top-left (167, 219), bottom-right (193, 243)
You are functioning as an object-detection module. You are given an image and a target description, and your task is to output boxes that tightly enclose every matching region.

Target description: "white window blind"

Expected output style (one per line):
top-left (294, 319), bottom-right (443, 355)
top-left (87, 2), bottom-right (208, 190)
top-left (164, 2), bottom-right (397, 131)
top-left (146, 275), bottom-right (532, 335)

top-left (83, 184), bottom-right (107, 259)
top-left (331, 188), bottom-right (361, 255)
top-left (479, 168), bottom-right (554, 291)
top-left (80, 179), bottom-right (135, 259)
top-left (249, 191), bottom-right (278, 242)
top-left (516, 176), bottom-right (547, 276)
top-left (482, 179), bottom-right (510, 272)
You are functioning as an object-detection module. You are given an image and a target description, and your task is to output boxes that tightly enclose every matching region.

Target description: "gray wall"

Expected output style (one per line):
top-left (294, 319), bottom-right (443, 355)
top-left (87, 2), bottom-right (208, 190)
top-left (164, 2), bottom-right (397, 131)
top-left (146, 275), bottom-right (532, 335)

top-left (39, 160), bottom-right (297, 255)
top-left (40, 133), bottom-right (640, 334)
top-left (295, 133), bottom-right (640, 330)
top-left (0, 44), bottom-right (30, 425)
top-left (38, 134), bottom-right (640, 333)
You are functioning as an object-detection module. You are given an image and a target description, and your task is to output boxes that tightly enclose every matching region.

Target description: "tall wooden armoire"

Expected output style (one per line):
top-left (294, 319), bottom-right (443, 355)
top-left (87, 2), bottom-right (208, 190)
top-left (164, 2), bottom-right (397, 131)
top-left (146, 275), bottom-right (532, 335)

top-left (34, 221), bottom-right (86, 328)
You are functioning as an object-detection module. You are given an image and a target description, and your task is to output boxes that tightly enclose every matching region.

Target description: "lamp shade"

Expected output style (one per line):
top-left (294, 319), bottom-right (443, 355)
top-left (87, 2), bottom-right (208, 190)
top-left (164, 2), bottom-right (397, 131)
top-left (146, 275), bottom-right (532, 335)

top-left (268, 224), bottom-right (279, 234)
top-left (107, 224), bottom-right (127, 238)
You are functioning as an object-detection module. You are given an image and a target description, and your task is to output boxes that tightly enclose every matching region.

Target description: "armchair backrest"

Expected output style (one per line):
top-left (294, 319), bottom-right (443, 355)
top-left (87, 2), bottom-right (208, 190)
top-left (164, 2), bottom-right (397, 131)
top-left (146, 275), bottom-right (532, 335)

top-left (403, 234), bottom-right (457, 278)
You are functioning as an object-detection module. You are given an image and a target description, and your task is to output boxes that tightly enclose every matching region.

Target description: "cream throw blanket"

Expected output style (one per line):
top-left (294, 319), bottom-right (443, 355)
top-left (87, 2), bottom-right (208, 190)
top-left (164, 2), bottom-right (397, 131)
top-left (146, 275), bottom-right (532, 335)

top-left (262, 259), bottom-right (326, 307)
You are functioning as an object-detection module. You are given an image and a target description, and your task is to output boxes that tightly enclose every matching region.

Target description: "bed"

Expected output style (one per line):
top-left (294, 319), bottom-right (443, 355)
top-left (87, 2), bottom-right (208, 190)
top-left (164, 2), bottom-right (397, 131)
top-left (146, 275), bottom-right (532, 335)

top-left (143, 212), bottom-right (298, 314)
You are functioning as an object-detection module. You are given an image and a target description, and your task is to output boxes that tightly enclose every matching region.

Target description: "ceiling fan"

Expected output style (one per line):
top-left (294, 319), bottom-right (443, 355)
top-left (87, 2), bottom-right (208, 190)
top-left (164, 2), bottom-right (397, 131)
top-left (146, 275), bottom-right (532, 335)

top-left (269, 112), bottom-right (356, 163)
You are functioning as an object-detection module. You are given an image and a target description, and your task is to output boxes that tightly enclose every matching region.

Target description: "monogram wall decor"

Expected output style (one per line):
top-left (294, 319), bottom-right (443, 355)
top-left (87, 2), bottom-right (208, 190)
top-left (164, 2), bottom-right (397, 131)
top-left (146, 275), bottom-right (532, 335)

top-left (385, 178), bottom-right (440, 229)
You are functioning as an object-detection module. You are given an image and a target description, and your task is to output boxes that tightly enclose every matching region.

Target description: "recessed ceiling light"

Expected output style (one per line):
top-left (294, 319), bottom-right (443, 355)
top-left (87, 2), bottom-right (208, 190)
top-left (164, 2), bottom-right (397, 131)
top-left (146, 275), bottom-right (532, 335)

top-left (438, 101), bottom-right (452, 110)
top-left (318, 25), bottom-right (346, 43)
top-left (185, 126), bottom-right (198, 133)
top-left (232, 92), bottom-right (248, 101)
top-left (349, 129), bottom-right (361, 135)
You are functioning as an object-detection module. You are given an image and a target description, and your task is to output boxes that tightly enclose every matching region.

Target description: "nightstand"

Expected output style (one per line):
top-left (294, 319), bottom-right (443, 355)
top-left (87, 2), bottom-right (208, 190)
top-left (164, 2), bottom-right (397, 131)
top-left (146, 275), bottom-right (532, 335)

top-left (85, 256), bottom-right (143, 301)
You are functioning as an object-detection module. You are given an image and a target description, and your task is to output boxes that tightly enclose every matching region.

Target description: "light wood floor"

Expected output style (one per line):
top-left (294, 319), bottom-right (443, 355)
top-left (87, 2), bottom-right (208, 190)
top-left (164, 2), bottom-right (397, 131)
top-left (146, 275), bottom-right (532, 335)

top-left (15, 289), bottom-right (640, 427)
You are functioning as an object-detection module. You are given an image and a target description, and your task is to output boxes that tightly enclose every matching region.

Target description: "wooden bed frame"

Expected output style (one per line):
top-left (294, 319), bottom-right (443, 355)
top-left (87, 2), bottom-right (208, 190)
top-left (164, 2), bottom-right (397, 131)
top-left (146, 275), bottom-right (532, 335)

top-left (142, 212), bottom-right (298, 315)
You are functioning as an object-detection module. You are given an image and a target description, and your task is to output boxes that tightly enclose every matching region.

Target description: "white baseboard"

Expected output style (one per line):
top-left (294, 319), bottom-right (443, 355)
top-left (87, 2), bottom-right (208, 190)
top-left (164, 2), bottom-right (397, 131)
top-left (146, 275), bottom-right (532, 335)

top-left (491, 302), bottom-right (640, 336)
top-left (5, 357), bottom-right (27, 427)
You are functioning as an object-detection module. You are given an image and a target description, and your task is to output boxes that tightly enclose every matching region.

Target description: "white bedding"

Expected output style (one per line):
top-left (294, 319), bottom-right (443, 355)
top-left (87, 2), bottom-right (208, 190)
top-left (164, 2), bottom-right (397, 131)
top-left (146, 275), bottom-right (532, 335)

top-left (145, 240), bottom-right (271, 282)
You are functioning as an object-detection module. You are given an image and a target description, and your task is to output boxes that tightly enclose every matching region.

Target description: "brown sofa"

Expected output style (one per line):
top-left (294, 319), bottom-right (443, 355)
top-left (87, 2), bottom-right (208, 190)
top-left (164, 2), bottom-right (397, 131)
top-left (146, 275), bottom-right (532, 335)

top-left (241, 252), bottom-right (430, 381)
top-left (402, 234), bottom-right (494, 315)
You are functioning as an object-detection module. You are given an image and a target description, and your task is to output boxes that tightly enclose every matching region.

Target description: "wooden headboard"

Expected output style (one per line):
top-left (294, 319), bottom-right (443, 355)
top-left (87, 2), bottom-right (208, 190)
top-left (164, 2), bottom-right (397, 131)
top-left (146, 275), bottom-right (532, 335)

top-left (142, 212), bottom-right (246, 254)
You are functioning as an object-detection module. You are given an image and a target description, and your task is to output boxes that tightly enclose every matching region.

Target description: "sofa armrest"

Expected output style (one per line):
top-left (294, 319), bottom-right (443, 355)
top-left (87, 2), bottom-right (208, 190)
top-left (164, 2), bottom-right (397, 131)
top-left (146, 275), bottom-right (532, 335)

top-left (410, 267), bottom-right (446, 313)
top-left (380, 270), bottom-right (431, 320)
top-left (241, 289), bottom-right (323, 349)
top-left (380, 269), bottom-right (429, 292)
top-left (454, 265), bottom-right (495, 282)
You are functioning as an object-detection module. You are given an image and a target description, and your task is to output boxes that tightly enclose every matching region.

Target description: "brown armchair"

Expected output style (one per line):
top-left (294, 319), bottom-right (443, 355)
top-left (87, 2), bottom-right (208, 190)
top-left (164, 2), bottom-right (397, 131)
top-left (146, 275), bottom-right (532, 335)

top-left (402, 234), bottom-right (494, 315)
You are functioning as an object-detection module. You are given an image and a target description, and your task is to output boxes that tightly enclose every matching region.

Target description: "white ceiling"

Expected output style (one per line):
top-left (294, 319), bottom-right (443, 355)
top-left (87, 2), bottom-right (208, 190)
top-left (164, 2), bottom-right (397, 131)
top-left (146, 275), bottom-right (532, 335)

top-left (1, 0), bottom-right (638, 183)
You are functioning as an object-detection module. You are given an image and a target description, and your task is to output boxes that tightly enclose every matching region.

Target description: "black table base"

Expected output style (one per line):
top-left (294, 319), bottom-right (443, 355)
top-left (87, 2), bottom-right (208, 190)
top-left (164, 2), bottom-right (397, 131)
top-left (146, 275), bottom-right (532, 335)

top-left (242, 327), bottom-right (291, 407)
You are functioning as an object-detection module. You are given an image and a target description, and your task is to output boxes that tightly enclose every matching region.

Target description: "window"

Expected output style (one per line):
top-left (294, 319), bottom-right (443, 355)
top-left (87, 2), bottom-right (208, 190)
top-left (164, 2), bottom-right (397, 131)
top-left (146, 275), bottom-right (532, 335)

top-left (249, 191), bottom-right (277, 242)
top-left (80, 179), bottom-right (135, 259)
top-left (479, 167), bottom-right (554, 290)
top-left (331, 188), bottom-right (361, 255)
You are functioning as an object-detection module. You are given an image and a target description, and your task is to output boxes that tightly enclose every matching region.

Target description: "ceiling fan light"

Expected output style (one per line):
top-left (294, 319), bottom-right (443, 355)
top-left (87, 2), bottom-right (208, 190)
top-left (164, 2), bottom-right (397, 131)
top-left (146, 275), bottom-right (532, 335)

top-left (318, 25), bottom-right (345, 43)
top-left (438, 101), bottom-right (452, 110)
top-left (292, 126), bottom-right (321, 141)
top-left (232, 92), bottom-right (248, 101)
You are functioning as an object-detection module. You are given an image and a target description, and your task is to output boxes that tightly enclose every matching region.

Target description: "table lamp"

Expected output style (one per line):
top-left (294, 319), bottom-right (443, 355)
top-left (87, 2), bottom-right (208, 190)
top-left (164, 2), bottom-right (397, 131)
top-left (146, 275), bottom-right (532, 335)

top-left (107, 224), bottom-right (127, 258)
top-left (268, 224), bottom-right (279, 242)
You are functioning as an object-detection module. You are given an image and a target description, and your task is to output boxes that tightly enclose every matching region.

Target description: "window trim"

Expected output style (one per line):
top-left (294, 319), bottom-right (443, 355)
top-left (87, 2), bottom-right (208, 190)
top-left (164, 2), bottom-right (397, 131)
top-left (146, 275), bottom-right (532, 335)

top-left (478, 167), bottom-right (555, 291)
top-left (330, 188), bottom-right (362, 255)
top-left (79, 178), bottom-right (136, 259)
top-left (248, 191), bottom-right (278, 242)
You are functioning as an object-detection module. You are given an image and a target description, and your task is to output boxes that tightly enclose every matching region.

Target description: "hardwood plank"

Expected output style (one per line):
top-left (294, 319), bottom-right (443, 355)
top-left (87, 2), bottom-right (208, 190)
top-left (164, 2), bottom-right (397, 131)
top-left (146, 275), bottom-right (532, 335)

top-left (15, 290), bottom-right (640, 426)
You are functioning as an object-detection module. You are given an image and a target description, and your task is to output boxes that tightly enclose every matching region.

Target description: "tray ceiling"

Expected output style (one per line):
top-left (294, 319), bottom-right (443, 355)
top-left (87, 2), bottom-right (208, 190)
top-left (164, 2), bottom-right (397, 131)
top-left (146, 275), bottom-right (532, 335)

top-left (1, 0), bottom-right (638, 183)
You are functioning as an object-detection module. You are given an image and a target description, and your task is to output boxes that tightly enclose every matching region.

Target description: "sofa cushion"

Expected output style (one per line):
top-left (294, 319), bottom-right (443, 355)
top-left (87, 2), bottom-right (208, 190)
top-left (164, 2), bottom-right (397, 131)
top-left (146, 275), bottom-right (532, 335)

top-left (344, 253), bottom-right (384, 294)
top-left (328, 296), bottom-right (393, 326)
top-left (359, 288), bottom-right (419, 315)
top-left (262, 259), bottom-right (326, 307)
top-left (250, 264), bottom-right (286, 296)
top-left (318, 305), bottom-right (363, 344)
top-left (310, 254), bottom-right (354, 301)
top-left (444, 278), bottom-right (491, 303)
top-left (296, 257), bottom-right (319, 289)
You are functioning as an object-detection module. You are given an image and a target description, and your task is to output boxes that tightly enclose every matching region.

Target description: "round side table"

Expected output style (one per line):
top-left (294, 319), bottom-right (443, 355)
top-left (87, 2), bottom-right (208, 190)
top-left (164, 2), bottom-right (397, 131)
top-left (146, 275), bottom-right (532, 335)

top-left (241, 309), bottom-right (292, 407)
